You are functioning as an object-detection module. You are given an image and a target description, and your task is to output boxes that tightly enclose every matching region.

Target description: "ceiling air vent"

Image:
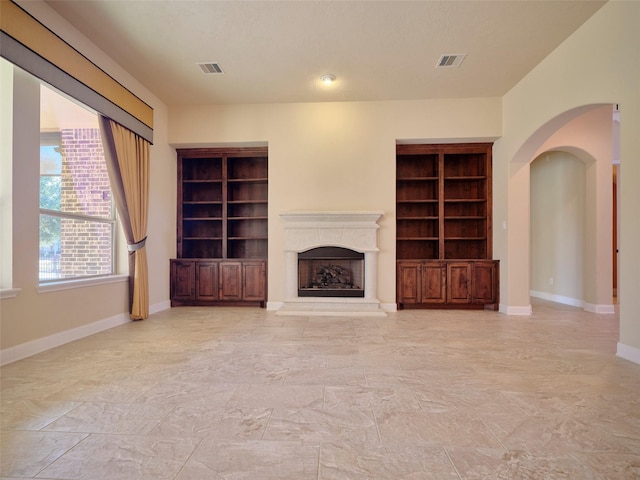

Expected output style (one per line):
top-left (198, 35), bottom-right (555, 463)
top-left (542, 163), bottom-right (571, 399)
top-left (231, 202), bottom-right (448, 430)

top-left (436, 54), bottom-right (466, 68)
top-left (197, 62), bottom-right (224, 74)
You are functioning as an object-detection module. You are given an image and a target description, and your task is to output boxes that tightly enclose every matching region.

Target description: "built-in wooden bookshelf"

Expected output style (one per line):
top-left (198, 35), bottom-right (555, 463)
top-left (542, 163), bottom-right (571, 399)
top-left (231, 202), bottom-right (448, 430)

top-left (396, 143), bottom-right (498, 309)
top-left (171, 147), bottom-right (267, 307)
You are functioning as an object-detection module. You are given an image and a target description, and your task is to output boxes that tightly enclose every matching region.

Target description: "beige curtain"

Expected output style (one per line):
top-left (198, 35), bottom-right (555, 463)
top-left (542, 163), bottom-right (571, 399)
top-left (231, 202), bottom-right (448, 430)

top-left (99, 116), bottom-right (150, 320)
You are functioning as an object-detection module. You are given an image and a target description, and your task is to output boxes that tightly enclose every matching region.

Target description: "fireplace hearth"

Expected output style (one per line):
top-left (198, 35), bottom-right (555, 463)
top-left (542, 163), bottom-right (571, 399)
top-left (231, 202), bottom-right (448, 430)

top-left (298, 247), bottom-right (364, 298)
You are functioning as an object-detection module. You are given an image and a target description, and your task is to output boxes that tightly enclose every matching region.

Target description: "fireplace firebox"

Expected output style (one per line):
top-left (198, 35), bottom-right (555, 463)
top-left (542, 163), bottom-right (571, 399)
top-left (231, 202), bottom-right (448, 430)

top-left (298, 247), bottom-right (364, 298)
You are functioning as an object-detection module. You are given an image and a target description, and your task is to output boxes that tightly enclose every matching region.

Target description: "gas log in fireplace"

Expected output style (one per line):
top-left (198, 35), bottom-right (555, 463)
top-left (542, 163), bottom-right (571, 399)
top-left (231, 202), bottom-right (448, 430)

top-left (298, 246), bottom-right (364, 298)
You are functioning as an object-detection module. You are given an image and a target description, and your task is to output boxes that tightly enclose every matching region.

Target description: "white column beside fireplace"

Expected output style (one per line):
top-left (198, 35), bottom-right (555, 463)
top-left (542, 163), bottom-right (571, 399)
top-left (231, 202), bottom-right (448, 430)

top-left (277, 211), bottom-right (386, 316)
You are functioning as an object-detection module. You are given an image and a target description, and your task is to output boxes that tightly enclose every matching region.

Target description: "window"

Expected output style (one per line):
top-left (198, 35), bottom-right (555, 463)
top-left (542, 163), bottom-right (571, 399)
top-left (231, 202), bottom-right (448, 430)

top-left (39, 83), bottom-right (115, 282)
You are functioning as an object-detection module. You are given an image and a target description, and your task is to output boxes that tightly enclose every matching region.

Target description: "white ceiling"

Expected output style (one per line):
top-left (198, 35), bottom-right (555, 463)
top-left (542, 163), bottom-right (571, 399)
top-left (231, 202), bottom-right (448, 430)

top-left (43, 0), bottom-right (607, 106)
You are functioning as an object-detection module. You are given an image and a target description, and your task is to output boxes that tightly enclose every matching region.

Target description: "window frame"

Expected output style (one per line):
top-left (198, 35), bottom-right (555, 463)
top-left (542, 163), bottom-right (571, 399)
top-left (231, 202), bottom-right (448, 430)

top-left (38, 85), bottom-right (118, 284)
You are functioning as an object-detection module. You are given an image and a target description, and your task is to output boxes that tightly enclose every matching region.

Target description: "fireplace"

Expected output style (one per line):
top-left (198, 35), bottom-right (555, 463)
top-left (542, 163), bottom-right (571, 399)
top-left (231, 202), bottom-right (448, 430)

top-left (298, 247), bottom-right (364, 298)
top-left (277, 211), bottom-right (385, 316)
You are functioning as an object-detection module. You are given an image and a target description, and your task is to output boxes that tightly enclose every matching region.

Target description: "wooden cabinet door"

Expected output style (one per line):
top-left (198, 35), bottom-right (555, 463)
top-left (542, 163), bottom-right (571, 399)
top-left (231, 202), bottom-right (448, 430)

top-left (195, 261), bottom-right (219, 301)
top-left (220, 262), bottom-right (242, 300)
top-left (447, 262), bottom-right (472, 303)
top-left (472, 260), bottom-right (498, 304)
top-left (243, 261), bottom-right (266, 302)
top-left (397, 262), bottom-right (422, 304)
top-left (170, 260), bottom-right (195, 301)
top-left (422, 262), bottom-right (446, 303)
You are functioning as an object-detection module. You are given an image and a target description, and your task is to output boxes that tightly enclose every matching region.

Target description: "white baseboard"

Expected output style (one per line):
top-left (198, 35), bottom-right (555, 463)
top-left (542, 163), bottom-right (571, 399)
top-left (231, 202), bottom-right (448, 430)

top-left (0, 313), bottom-right (130, 366)
top-left (499, 304), bottom-right (533, 315)
top-left (381, 303), bottom-right (398, 313)
top-left (530, 290), bottom-right (583, 308)
top-left (531, 290), bottom-right (615, 314)
top-left (266, 301), bottom-right (284, 311)
top-left (617, 342), bottom-right (640, 366)
top-left (0, 300), bottom-right (171, 366)
top-left (583, 303), bottom-right (616, 314)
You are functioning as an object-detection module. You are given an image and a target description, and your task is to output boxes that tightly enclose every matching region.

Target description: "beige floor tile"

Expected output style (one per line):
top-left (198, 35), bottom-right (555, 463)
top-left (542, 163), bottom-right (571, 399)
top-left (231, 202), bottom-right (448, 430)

top-left (149, 405), bottom-right (272, 440)
top-left (175, 440), bottom-right (319, 480)
top-left (135, 380), bottom-right (239, 407)
top-left (575, 451), bottom-right (640, 479)
top-left (227, 384), bottom-right (325, 409)
top-left (319, 442), bottom-right (460, 479)
top-left (42, 402), bottom-right (172, 435)
top-left (283, 366), bottom-right (367, 386)
top-left (496, 413), bottom-right (632, 453)
top-left (590, 414), bottom-right (640, 454)
top-left (413, 385), bottom-right (523, 416)
top-left (375, 410), bottom-right (504, 449)
top-left (37, 434), bottom-right (197, 480)
top-left (264, 407), bottom-right (380, 444)
top-left (0, 430), bottom-right (87, 477)
top-left (43, 377), bottom-right (158, 403)
top-left (446, 448), bottom-right (603, 479)
top-left (0, 375), bottom-right (76, 401)
top-left (323, 385), bottom-right (421, 413)
top-left (0, 399), bottom-right (81, 430)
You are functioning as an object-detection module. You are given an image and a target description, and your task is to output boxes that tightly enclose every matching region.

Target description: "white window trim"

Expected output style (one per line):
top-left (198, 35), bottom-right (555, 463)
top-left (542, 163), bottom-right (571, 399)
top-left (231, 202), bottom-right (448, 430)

top-left (37, 274), bottom-right (128, 294)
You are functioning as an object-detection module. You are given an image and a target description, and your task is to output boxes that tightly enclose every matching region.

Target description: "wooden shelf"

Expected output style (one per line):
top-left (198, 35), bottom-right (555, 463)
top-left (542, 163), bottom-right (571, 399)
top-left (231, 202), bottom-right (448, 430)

top-left (227, 178), bottom-right (268, 183)
top-left (445, 176), bottom-right (487, 179)
top-left (184, 238), bottom-right (223, 241)
top-left (397, 176), bottom-right (439, 181)
top-left (445, 237), bottom-right (487, 241)
top-left (397, 237), bottom-right (439, 241)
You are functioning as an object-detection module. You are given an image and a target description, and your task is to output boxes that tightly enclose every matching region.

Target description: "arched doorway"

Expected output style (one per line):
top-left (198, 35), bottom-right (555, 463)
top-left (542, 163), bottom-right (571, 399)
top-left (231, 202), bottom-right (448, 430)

top-left (508, 104), bottom-right (617, 314)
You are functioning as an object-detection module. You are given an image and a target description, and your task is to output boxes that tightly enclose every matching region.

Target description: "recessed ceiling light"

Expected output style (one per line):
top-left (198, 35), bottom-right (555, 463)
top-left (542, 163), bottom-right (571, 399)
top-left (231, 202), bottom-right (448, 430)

top-left (321, 74), bottom-right (336, 85)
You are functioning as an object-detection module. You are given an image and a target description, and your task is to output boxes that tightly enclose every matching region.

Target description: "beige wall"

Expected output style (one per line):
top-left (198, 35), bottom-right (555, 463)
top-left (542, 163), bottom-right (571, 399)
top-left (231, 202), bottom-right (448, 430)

top-left (530, 151), bottom-right (586, 304)
top-left (168, 99), bottom-right (502, 306)
top-left (493, 0), bottom-right (640, 355)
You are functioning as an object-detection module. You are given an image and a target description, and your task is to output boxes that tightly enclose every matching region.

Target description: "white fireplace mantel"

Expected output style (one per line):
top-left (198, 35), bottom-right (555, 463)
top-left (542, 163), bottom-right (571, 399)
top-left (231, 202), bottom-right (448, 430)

top-left (277, 211), bottom-right (386, 316)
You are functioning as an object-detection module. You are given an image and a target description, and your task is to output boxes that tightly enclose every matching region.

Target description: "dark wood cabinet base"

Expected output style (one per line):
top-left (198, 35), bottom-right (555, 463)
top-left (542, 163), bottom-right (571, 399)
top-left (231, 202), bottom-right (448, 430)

top-left (397, 259), bottom-right (499, 310)
top-left (170, 259), bottom-right (266, 307)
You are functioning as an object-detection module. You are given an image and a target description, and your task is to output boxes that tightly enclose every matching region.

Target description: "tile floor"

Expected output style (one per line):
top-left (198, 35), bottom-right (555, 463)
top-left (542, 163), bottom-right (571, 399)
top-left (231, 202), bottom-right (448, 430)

top-left (1, 299), bottom-right (639, 479)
